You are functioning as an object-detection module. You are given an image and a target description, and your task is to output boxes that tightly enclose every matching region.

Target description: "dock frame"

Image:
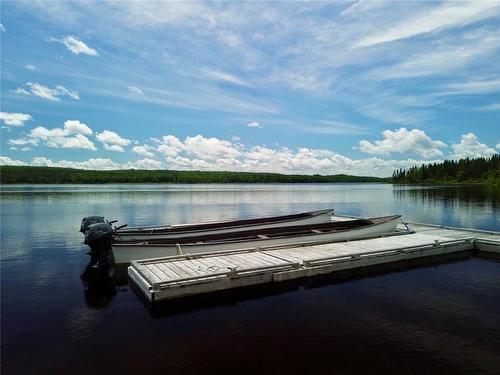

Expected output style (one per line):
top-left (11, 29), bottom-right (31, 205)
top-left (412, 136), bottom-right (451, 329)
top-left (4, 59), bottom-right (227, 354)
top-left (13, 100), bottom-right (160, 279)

top-left (128, 221), bottom-right (500, 304)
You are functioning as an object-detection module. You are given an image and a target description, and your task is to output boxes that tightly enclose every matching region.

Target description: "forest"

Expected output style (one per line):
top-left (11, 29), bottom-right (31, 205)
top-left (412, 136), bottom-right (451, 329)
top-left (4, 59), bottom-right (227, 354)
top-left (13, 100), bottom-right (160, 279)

top-left (0, 166), bottom-right (389, 184)
top-left (3, 155), bottom-right (498, 184)
top-left (392, 154), bottom-right (500, 184)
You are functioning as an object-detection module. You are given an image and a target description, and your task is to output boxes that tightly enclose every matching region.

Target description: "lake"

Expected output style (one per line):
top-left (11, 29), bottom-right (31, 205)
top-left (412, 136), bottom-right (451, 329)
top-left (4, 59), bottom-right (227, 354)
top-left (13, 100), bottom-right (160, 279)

top-left (1, 183), bottom-right (499, 374)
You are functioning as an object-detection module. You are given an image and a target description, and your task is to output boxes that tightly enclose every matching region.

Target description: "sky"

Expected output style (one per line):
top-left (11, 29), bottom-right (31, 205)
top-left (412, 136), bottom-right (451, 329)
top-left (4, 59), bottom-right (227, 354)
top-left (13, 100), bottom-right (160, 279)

top-left (1, 1), bottom-right (499, 177)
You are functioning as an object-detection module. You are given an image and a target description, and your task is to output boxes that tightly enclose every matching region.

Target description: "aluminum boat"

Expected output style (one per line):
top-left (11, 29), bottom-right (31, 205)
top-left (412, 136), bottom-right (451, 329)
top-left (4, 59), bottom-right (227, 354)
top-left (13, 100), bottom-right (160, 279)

top-left (113, 209), bottom-right (334, 242)
top-left (111, 214), bottom-right (401, 264)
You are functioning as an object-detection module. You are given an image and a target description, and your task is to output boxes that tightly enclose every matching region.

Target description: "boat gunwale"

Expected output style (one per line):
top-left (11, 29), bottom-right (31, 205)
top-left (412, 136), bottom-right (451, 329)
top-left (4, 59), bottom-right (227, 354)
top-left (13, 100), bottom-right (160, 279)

top-left (116, 208), bottom-right (334, 234)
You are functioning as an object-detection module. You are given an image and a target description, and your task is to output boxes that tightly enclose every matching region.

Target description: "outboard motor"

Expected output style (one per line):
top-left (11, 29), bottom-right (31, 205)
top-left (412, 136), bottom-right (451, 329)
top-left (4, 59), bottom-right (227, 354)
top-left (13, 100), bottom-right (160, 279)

top-left (85, 222), bottom-right (114, 268)
top-left (80, 216), bottom-right (105, 233)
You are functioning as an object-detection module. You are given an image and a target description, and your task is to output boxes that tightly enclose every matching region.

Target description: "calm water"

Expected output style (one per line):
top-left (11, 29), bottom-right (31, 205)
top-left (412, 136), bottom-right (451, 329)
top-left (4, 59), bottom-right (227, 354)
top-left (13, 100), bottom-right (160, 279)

top-left (1, 183), bottom-right (499, 374)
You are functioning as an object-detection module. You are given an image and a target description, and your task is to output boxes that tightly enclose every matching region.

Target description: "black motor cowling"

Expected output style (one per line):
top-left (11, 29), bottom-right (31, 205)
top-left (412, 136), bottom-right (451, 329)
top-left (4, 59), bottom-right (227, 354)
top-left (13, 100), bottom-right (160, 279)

top-left (80, 216), bottom-right (105, 233)
top-left (84, 222), bottom-right (114, 269)
top-left (80, 217), bottom-right (126, 269)
top-left (85, 222), bottom-right (114, 245)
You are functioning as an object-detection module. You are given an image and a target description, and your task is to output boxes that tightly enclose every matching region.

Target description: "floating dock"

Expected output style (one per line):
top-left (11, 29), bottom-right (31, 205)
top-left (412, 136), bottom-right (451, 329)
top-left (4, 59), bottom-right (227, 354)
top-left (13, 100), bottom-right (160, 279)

top-left (128, 221), bottom-right (500, 304)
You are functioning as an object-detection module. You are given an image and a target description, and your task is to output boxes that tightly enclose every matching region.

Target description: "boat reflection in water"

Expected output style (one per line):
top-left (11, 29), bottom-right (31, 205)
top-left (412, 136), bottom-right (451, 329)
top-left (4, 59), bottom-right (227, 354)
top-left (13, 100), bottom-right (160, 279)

top-left (80, 262), bottom-right (117, 309)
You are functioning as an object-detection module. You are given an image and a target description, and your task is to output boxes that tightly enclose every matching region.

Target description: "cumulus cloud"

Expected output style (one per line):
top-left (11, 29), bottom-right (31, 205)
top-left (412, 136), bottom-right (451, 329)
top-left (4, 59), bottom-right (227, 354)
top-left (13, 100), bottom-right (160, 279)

top-left (28, 120), bottom-right (96, 150)
top-left (247, 121), bottom-right (263, 128)
top-left (132, 145), bottom-right (155, 157)
top-left (183, 135), bottom-right (241, 160)
top-left (25, 64), bottom-right (37, 71)
top-left (128, 133), bottom-right (451, 176)
top-left (450, 133), bottom-right (497, 159)
top-left (2, 156), bottom-right (162, 171)
top-left (3, 132), bottom-right (497, 177)
top-left (124, 158), bottom-right (163, 169)
top-left (8, 138), bottom-right (39, 147)
top-left (32, 157), bottom-right (118, 169)
top-left (63, 120), bottom-right (93, 135)
top-left (155, 135), bottom-right (185, 157)
top-left (0, 23), bottom-right (5, 32)
top-left (0, 112), bottom-right (33, 127)
top-left (0, 156), bottom-right (27, 166)
top-left (356, 128), bottom-right (447, 158)
top-left (96, 130), bottom-right (131, 152)
top-left (51, 35), bottom-right (99, 56)
top-left (128, 86), bottom-right (144, 95)
top-left (13, 83), bottom-right (79, 101)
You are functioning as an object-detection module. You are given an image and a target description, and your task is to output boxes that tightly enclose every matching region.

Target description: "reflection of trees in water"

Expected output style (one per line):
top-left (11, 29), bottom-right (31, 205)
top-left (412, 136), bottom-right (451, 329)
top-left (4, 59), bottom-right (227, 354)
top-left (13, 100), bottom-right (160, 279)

top-left (393, 185), bottom-right (500, 209)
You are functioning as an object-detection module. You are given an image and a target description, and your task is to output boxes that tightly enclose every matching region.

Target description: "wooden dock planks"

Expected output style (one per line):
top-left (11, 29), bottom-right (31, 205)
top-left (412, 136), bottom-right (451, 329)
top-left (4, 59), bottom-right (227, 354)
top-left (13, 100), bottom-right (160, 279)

top-left (128, 222), bottom-right (499, 304)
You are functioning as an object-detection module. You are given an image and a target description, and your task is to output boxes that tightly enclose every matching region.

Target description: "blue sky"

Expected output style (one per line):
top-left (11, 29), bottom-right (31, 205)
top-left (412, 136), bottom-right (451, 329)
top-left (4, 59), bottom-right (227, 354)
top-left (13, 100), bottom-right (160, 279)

top-left (1, 1), bottom-right (499, 176)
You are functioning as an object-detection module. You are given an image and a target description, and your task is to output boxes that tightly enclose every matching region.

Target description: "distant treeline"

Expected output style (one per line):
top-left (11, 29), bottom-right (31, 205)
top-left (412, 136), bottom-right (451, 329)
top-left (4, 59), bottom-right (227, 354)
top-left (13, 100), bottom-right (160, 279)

top-left (0, 166), bottom-right (390, 184)
top-left (392, 154), bottom-right (500, 184)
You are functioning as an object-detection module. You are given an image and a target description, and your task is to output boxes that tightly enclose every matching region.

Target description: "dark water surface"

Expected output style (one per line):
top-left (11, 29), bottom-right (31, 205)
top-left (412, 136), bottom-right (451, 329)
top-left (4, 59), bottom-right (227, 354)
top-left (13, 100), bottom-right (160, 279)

top-left (1, 183), bottom-right (499, 374)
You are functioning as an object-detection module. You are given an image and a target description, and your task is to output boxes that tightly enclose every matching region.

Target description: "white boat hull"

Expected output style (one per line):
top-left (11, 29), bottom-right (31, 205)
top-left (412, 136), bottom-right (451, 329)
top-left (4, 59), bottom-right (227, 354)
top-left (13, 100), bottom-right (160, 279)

top-left (114, 209), bottom-right (333, 241)
top-left (112, 216), bottom-right (400, 264)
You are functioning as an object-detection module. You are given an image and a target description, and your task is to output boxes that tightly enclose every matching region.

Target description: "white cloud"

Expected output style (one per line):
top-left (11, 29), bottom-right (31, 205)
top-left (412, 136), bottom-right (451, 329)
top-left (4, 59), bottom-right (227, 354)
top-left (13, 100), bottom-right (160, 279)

top-left (450, 133), bottom-right (497, 159)
top-left (371, 31), bottom-right (500, 80)
top-left (49, 134), bottom-right (96, 150)
top-left (0, 23), bottom-right (5, 32)
top-left (14, 157), bottom-right (162, 171)
top-left (54, 85), bottom-right (80, 100)
top-left (128, 86), bottom-right (144, 95)
top-left (51, 35), bottom-right (99, 56)
top-left (27, 83), bottom-right (61, 101)
top-left (13, 1), bottom-right (500, 129)
top-left (356, 1), bottom-right (500, 47)
top-left (247, 121), bottom-right (263, 128)
top-left (0, 112), bottom-right (33, 127)
top-left (63, 120), bottom-right (93, 135)
top-left (112, 1), bottom-right (211, 27)
top-left (25, 64), bottom-right (37, 71)
top-left (217, 32), bottom-right (242, 48)
top-left (475, 103), bottom-right (500, 112)
top-left (132, 145), bottom-right (155, 158)
top-left (125, 133), bottom-right (448, 176)
top-left (440, 78), bottom-right (500, 95)
top-left (356, 128), bottom-right (447, 158)
top-left (183, 135), bottom-right (241, 160)
top-left (0, 156), bottom-right (27, 166)
top-left (291, 120), bottom-right (368, 135)
top-left (124, 158), bottom-right (163, 169)
top-left (96, 130), bottom-right (131, 152)
top-left (31, 157), bottom-right (118, 170)
top-left (13, 87), bottom-right (31, 96)
top-left (13, 83), bottom-right (79, 101)
top-left (10, 146), bottom-right (33, 152)
top-left (496, 143), bottom-right (500, 150)
top-left (2, 131), bottom-right (470, 177)
top-left (28, 120), bottom-right (96, 150)
top-left (156, 135), bottom-right (185, 157)
top-left (8, 138), bottom-right (39, 147)
top-left (151, 135), bottom-right (242, 160)
top-left (203, 69), bottom-right (250, 86)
